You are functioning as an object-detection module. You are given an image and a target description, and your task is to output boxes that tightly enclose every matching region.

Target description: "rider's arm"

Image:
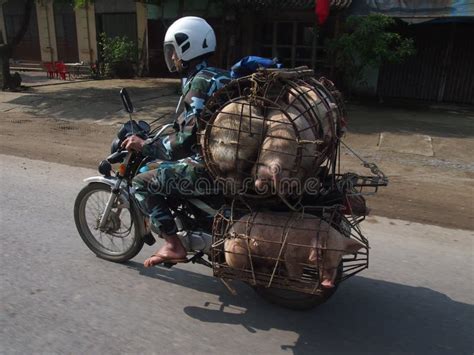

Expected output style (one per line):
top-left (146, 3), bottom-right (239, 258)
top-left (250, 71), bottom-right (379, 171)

top-left (142, 136), bottom-right (172, 160)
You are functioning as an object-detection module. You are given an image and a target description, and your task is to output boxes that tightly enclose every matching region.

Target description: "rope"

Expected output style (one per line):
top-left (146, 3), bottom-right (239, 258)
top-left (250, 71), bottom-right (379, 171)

top-left (267, 213), bottom-right (297, 287)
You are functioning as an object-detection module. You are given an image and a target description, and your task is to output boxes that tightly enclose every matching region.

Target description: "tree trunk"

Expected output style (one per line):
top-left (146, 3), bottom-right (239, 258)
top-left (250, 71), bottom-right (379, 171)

top-left (1, 0), bottom-right (34, 91)
top-left (1, 44), bottom-right (12, 90)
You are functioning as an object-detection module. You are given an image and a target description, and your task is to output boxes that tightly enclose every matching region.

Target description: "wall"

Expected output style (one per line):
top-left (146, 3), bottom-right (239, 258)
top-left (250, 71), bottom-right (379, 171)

top-left (35, 0), bottom-right (57, 62)
top-left (94, 0), bottom-right (136, 14)
top-left (136, 1), bottom-right (148, 73)
top-left (0, 3), bottom-right (7, 44)
top-left (377, 22), bottom-right (474, 104)
top-left (354, 66), bottom-right (379, 96)
top-left (2, 0), bottom-right (42, 60)
top-left (75, 3), bottom-right (97, 63)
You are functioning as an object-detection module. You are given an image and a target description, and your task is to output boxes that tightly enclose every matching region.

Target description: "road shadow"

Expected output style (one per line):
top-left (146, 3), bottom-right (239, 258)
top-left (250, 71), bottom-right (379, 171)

top-left (3, 77), bottom-right (473, 138)
top-left (3, 84), bottom-right (180, 122)
top-left (124, 261), bottom-right (474, 354)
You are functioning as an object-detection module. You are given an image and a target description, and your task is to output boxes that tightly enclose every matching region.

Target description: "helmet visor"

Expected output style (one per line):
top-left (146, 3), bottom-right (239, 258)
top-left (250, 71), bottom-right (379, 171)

top-left (164, 43), bottom-right (177, 73)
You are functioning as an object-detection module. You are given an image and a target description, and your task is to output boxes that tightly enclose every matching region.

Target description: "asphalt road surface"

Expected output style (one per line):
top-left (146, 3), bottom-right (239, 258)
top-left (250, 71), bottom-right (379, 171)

top-left (1, 154), bottom-right (473, 355)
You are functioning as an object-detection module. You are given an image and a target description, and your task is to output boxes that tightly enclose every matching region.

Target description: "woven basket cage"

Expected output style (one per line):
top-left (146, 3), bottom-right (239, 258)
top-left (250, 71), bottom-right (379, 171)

top-left (198, 67), bottom-right (346, 199)
top-left (211, 202), bottom-right (369, 295)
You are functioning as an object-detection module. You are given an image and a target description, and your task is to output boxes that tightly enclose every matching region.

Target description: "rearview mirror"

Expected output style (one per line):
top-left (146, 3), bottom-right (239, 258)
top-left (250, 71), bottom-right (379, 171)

top-left (120, 88), bottom-right (134, 113)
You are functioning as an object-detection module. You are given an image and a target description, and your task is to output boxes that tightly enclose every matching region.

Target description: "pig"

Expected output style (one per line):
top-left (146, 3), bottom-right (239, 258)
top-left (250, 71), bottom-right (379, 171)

top-left (253, 108), bottom-right (298, 193)
top-left (253, 106), bottom-right (322, 194)
top-left (224, 212), bottom-right (364, 288)
top-left (286, 83), bottom-right (337, 143)
top-left (203, 99), bottom-right (265, 186)
top-left (253, 83), bottom-right (339, 194)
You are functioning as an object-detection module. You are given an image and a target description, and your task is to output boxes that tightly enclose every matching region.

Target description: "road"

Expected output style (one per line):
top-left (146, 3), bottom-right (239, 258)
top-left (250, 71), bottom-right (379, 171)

top-left (0, 154), bottom-right (473, 354)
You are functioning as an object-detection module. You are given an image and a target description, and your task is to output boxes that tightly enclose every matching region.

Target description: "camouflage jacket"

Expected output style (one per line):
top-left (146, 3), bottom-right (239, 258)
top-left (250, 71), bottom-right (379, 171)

top-left (143, 62), bottom-right (231, 160)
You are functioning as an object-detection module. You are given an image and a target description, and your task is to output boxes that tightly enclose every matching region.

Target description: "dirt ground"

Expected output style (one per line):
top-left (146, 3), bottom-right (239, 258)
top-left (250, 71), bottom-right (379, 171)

top-left (1, 106), bottom-right (472, 231)
top-left (1, 75), bottom-right (472, 230)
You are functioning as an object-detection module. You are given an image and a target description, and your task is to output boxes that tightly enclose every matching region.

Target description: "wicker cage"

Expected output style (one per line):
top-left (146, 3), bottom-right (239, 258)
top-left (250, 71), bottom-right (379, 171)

top-left (211, 200), bottom-right (369, 295)
top-left (198, 67), bottom-right (345, 199)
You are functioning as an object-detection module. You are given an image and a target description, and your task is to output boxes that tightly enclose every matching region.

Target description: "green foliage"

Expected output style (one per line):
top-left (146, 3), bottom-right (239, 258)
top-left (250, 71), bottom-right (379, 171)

top-left (73, 0), bottom-right (90, 7)
top-left (53, 0), bottom-right (94, 8)
top-left (138, 0), bottom-right (163, 4)
top-left (98, 33), bottom-right (137, 78)
top-left (328, 14), bottom-right (415, 92)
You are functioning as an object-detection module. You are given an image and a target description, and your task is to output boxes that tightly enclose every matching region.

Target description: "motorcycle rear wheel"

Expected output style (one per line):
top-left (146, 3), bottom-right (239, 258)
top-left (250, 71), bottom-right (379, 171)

top-left (254, 266), bottom-right (342, 310)
top-left (253, 284), bottom-right (338, 310)
top-left (74, 182), bottom-right (144, 262)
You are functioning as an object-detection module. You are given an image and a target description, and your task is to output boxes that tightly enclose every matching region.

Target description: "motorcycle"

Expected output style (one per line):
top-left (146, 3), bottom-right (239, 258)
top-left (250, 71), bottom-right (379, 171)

top-left (74, 88), bottom-right (385, 310)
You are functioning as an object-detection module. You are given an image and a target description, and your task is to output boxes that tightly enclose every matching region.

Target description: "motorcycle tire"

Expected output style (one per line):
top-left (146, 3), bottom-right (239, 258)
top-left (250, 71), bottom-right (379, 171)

top-left (253, 267), bottom-right (342, 310)
top-left (253, 284), bottom-right (338, 310)
top-left (74, 182), bottom-right (144, 263)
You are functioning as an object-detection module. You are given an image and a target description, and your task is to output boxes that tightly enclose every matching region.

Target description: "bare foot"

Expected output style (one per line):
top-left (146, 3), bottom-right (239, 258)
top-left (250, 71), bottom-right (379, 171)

top-left (143, 253), bottom-right (187, 267)
top-left (144, 238), bottom-right (187, 267)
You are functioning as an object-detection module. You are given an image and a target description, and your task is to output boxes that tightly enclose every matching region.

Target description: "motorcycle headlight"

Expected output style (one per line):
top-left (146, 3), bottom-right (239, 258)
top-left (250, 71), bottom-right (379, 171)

top-left (98, 160), bottom-right (112, 177)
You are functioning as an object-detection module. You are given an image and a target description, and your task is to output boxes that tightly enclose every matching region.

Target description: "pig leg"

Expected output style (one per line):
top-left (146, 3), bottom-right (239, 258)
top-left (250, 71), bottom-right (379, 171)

top-left (319, 250), bottom-right (340, 288)
top-left (284, 258), bottom-right (305, 280)
top-left (283, 246), bottom-right (308, 280)
top-left (320, 233), bottom-right (364, 288)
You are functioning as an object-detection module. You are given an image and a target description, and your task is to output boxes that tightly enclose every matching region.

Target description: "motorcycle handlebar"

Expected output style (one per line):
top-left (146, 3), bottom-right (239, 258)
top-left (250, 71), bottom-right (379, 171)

top-left (154, 123), bottom-right (174, 137)
top-left (107, 150), bottom-right (128, 164)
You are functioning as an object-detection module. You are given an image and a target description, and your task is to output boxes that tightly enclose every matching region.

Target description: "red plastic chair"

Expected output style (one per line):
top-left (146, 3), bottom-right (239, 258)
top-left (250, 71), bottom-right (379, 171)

top-left (43, 62), bottom-right (56, 79)
top-left (55, 61), bottom-right (71, 80)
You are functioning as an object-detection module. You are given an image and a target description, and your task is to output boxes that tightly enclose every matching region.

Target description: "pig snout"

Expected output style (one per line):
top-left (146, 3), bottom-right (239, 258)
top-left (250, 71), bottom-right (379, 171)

top-left (254, 177), bottom-right (268, 191)
top-left (254, 161), bottom-right (281, 192)
top-left (224, 237), bottom-right (250, 270)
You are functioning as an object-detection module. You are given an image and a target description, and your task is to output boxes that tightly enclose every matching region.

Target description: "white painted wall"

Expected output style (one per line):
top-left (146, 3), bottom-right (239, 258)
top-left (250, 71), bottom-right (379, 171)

top-left (35, 0), bottom-right (58, 62)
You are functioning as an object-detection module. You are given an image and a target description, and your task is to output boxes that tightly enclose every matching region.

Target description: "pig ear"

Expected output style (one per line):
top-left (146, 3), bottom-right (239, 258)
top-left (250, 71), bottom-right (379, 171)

top-left (343, 238), bottom-right (364, 254)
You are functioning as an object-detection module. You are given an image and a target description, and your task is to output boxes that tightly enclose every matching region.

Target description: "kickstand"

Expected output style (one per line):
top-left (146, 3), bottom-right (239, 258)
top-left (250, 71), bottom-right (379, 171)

top-left (161, 251), bottom-right (212, 269)
top-left (187, 251), bottom-right (212, 268)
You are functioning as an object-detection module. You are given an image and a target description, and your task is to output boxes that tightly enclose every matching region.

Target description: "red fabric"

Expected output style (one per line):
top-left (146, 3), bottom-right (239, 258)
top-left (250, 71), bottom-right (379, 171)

top-left (316, 0), bottom-right (330, 25)
top-left (43, 62), bottom-right (56, 79)
top-left (55, 61), bottom-right (70, 80)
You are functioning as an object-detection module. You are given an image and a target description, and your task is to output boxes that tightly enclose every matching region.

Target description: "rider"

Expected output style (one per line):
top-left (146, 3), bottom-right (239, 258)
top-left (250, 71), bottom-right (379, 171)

top-left (121, 16), bottom-right (231, 267)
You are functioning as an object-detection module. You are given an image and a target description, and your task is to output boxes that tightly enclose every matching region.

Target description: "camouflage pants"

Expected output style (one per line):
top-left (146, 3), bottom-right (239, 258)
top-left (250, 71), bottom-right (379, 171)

top-left (132, 155), bottom-right (210, 235)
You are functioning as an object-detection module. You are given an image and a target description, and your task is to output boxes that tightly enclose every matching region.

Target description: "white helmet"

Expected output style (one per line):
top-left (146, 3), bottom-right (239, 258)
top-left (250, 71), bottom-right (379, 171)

top-left (164, 16), bottom-right (216, 73)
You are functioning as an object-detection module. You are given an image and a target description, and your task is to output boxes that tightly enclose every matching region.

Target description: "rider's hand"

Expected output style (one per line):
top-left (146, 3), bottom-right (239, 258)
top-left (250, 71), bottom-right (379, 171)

top-left (121, 135), bottom-right (145, 152)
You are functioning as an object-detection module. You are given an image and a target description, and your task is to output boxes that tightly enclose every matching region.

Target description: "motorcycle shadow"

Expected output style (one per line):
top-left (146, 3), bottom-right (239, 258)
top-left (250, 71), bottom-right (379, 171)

top-left (124, 260), bottom-right (473, 355)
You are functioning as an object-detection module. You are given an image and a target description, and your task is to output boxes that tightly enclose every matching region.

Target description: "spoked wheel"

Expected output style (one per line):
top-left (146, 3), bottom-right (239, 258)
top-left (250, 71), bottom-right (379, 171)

top-left (253, 285), bottom-right (338, 310)
top-left (253, 266), bottom-right (342, 310)
top-left (74, 182), bottom-right (144, 262)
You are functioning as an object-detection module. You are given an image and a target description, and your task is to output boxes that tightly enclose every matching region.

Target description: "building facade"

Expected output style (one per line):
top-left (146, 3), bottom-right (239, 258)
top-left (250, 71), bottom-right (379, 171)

top-left (0, 0), bottom-right (147, 66)
top-left (350, 0), bottom-right (474, 104)
top-left (1, 0), bottom-right (342, 75)
top-left (2, 0), bottom-right (471, 104)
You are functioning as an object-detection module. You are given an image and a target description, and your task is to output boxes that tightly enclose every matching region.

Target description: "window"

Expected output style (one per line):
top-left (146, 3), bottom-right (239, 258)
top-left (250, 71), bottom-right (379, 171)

top-left (261, 21), bottom-right (321, 69)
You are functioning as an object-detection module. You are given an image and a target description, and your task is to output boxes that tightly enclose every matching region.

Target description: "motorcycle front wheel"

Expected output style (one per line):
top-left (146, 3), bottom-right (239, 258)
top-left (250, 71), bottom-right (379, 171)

top-left (74, 182), bottom-right (144, 262)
